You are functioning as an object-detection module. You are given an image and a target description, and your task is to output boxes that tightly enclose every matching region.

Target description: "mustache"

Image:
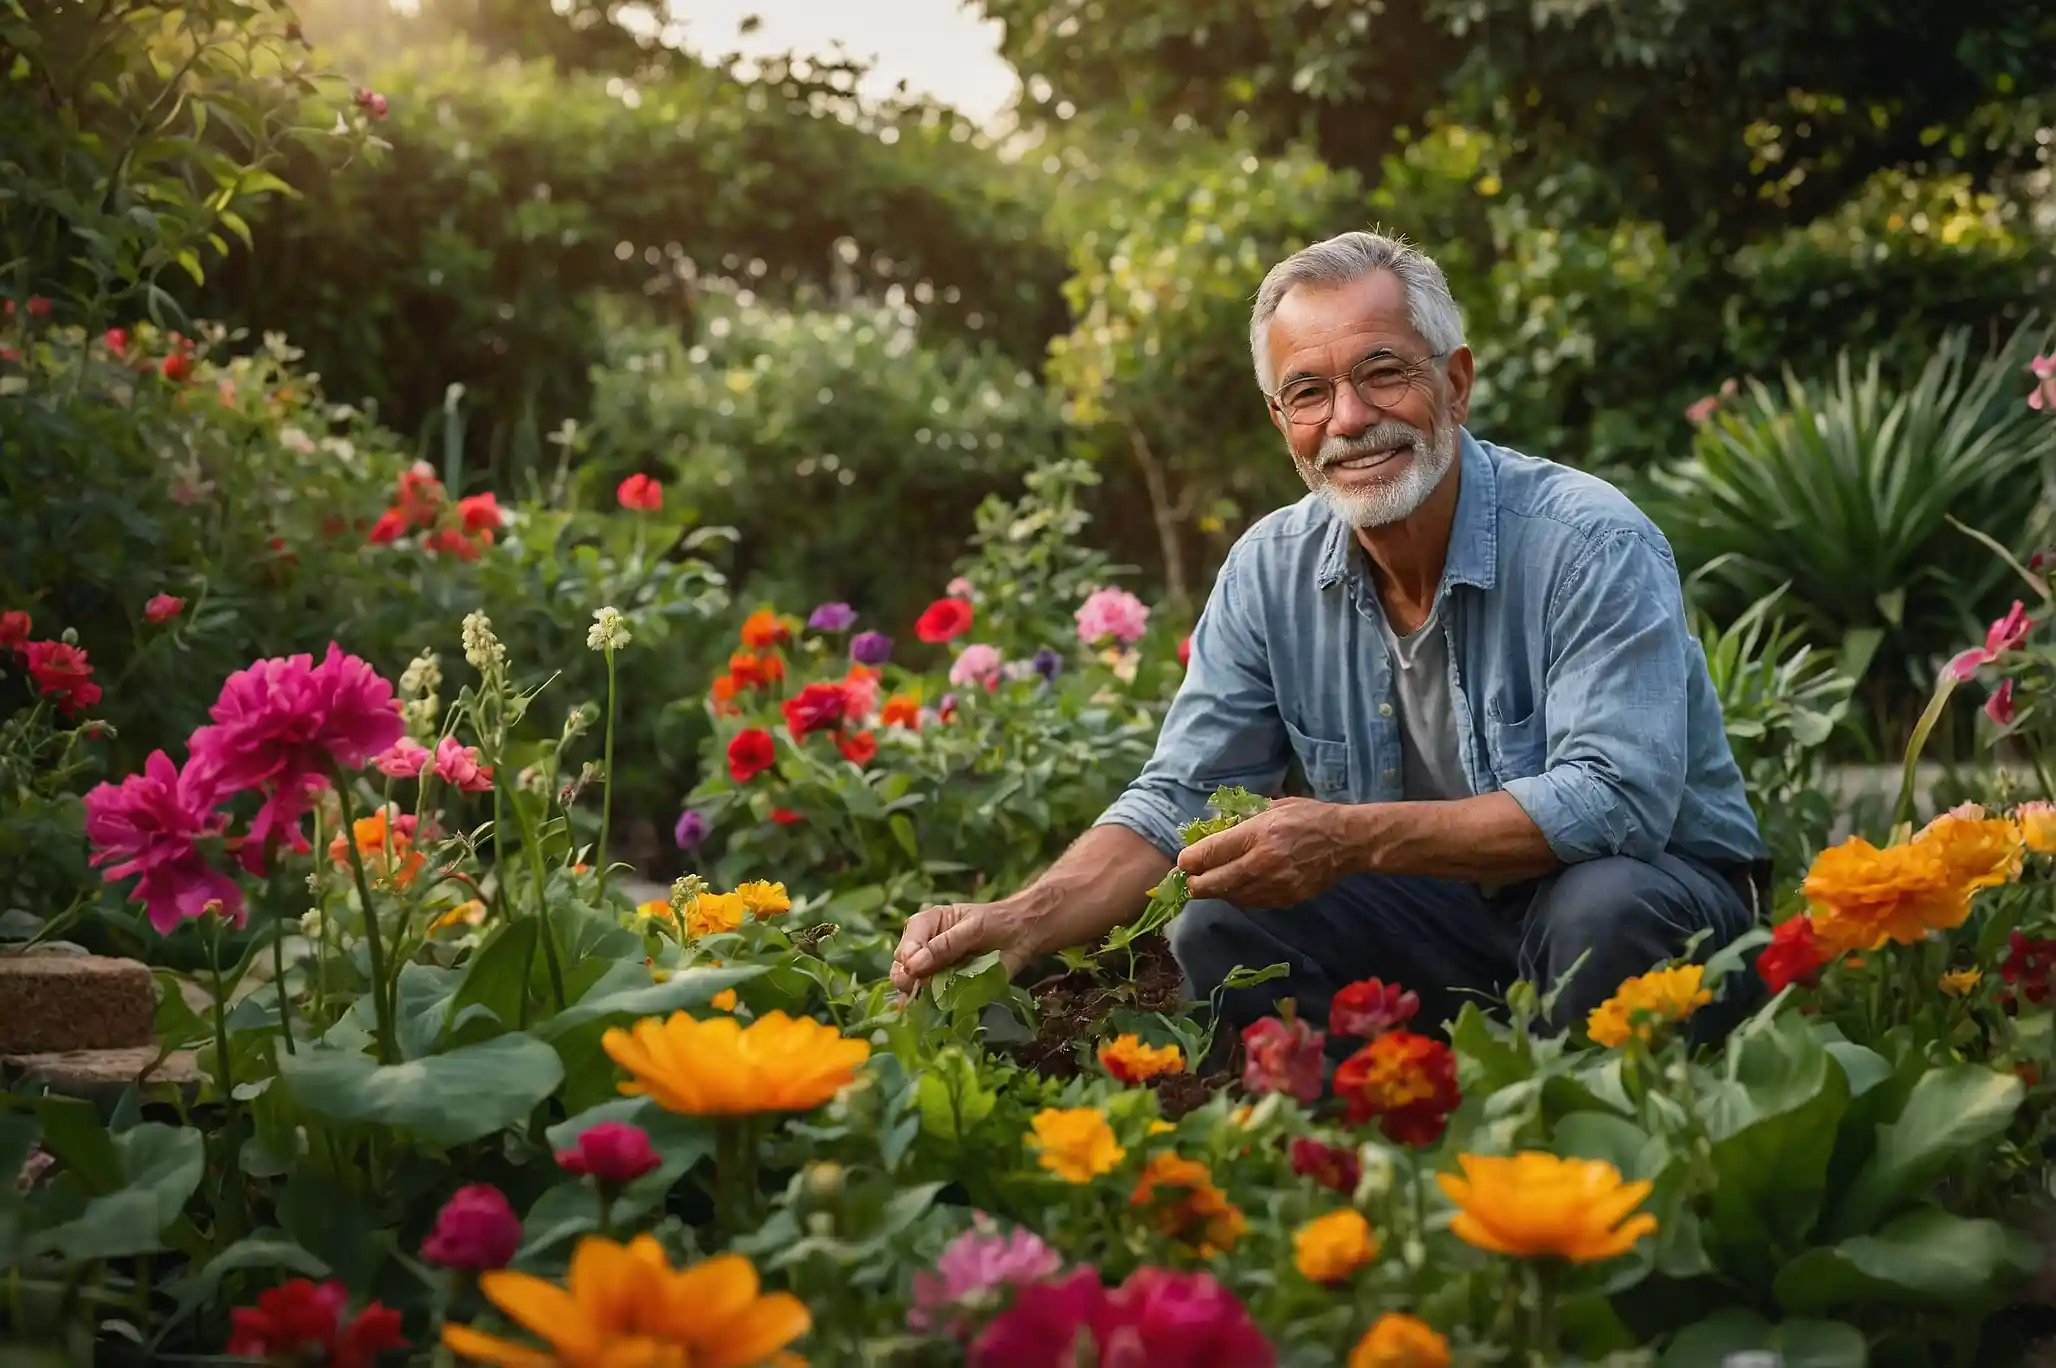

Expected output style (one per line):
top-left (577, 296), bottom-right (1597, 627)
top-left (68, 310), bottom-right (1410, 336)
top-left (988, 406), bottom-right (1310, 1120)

top-left (1316, 421), bottom-right (1430, 469)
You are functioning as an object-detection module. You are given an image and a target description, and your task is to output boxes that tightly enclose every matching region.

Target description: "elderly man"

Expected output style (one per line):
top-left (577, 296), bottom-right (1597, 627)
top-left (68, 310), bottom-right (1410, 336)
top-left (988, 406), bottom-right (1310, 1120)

top-left (891, 231), bottom-right (1765, 1040)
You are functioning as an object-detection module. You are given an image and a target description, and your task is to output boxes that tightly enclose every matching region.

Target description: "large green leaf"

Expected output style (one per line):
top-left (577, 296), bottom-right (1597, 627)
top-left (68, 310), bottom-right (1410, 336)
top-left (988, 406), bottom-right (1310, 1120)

top-left (1774, 1206), bottom-right (2040, 1315)
top-left (1660, 1309), bottom-right (1867, 1368)
top-left (541, 965), bottom-right (765, 1114)
top-left (279, 1034), bottom-right (564, 1147)
top-left (31, 1123), bottom-right (203, 1262)
top-left (524, 1099), bottom-right (716, 1257)
top-left (1831, 1064), bottom-right (2022, 1235)
top-left (449, 917), bottom-right (541, 1043)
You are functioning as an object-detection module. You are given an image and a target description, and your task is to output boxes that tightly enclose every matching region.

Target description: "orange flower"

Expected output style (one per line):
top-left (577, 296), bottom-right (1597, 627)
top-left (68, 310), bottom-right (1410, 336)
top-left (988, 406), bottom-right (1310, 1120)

top-left (1293, 1208), bottom-right (1379, 1283)
top-left (1349, 1313), bottom-right (1450, 1368)
top-left (1029, 1107), bottom-right (1125, 1183)
top-left (880, 693), bottom-right (922, 730)
top-left (685, 892), bottom-right (748, 938)
top-left (710, 988), bottom-right (740, 1012)
top-left (1332, 1031), bottom-right (1460, 1145)
top-left (1803, 834), bottom-right (1970, 952)
top-left (710, 673), bottom-right (743, 716)
top-left (733, 881), bottom-right (790, 919)
top-left (1586, 964), bottom-right (1712, 1048)
top-left (1097, 1034), bottom-right (1185, 1085)
top-left (729, 651), bottom-right (771, 689)
top-left (1917, 811), bottom-right (2023, 890)
top-left (1436, 1151), bottom-right (1656, 1263)
top-left (740, 609), bottom-right (791, 650)
top-left (1129, 1152), bottom-right (1246, 1255)
top-left (327, 808), bottom-right (424, 888)
top-left (2017, 801), bottom-right (2056, 855)
top-left (604, 1010), bottom-right (870, 1116)
top-left (432, 899), bottom-right (488, 932)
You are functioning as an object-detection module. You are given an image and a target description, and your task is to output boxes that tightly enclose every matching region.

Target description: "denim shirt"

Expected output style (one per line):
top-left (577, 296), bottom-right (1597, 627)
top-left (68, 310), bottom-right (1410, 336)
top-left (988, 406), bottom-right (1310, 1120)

top-left (1099, 431), bottom-right (1765, 869)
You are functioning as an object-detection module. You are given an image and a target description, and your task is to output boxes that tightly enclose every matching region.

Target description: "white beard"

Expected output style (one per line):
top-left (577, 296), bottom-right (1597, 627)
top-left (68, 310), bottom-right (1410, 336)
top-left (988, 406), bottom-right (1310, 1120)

top-left (1301, 418), bottom-right (1457, 529)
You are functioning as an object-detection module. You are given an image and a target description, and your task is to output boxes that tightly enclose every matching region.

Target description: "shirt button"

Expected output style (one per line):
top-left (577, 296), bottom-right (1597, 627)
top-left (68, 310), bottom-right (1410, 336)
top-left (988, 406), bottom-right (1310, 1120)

top-left (1378, 702), bottom-right (1394, 717)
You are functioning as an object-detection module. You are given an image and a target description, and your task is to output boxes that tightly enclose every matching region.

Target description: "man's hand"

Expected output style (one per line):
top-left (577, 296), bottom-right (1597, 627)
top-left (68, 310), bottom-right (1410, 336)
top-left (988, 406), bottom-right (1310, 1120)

top-left (1177, 797), bottom-right (1365, 909)
top-left (890, 900), bottom-right (1036, 999)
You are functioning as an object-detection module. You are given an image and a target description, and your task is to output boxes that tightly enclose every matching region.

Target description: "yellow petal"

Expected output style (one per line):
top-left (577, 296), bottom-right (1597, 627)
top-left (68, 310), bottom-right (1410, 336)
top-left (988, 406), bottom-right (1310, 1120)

top-left (441, 1324), bottom-right (559, 1368)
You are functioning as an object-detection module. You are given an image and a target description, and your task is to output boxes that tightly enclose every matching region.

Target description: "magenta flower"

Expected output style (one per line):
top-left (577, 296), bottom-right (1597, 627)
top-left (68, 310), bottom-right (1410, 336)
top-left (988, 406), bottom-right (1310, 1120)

top-left (968, 1266), bottom-right (1274, 1368)
top-left (420, 1184), bottom-right (520, 1271)
top-left (1987, 678), bottom-right (2017, 726)
top-left (186, 644), bottom-right (404, 859)
top-left (2029, 355), bottom-right (2056, 412)
top-left (1947, 600), bottom-right (2033, 682)
top-left (555, 1120), bottom-right (660, 1184)
top-left (83, 751), bottom-right (243, 933)
top-left (968, 1268), bottom-right (1108, 1368)
top-left (1074, 587), bottom-right (1150, 646)
top-left (673, 808), bottom-right (708, 851)
top-left (433, 736), bottom-right (493, 793)
top-left (372, 737), bottom-right (431, 779)
top-left (143, 594), bottom-right (185, 624)
top-left (808, 602), bottom-right (858, 632)
top-left (1241, 1016), bottom-right (1324, 1103)
top-left (909, 1217), bottom-right (1063, 1338)
top-left (949, 643), bottom-right (1004, 690)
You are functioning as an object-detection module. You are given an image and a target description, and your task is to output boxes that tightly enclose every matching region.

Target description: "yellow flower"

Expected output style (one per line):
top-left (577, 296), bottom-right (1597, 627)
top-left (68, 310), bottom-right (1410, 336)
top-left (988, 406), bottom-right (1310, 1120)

top-left (2018, 801), bottom-right (2056, 855)
top-left (1802, 835), bottom-right (1969, 953)
top-left (1293, 1208), bottom-right (1379, 1283)
top-left (735, 880), bottom-right (791, 919)
top-left (1098, 1033), bottom-right (1185, 1084)
top-left (1586, 964), bottom-right (1713, 1048)
top-left (433, 899), bottom-right (488, 932)
top-left (637, 898), bottom-right (674, 924)
top-left (1917, 811), bottom-right (2024, 890)
top-left (442, 1233), bottom-right (807, 1368)
top-left (603, 1010), bottom-right (869, 1116)
top-left (686, 892), bottom-right (749, 938)
top-left (1130, 1152), bottom-right (1246, 1255)
top-left (1229, 1104), bottom-right (1255, 1129)
top-left (1349, 1313), bottom-right (1451, 1368)
top-left (1146, 1120), bottom-right (1176, 1136)
top-left (1028, 1107), bottom-right (1125, 1184)
top-left (711, 988), bottom-right (740, 1012)
top-left (1437, 1151), bottom-right (1657, 1263)
top-left (1940, 968), bottom-right (1982, 997)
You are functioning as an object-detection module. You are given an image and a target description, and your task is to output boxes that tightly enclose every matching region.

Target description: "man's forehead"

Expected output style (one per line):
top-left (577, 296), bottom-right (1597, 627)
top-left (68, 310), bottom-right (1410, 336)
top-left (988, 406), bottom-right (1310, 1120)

top-left (1266, 272), bottom-right (1422, 376)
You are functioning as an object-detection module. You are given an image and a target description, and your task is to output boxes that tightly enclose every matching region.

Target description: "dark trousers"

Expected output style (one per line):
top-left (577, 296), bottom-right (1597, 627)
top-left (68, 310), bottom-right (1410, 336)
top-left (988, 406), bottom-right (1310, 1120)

top-left (1167, 853), bottom-right (1760, 1047)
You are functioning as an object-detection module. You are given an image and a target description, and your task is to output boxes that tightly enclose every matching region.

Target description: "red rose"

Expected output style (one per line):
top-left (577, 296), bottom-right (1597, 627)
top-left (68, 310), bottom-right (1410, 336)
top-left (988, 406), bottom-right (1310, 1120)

top-left (160, 352), bottom-right (193, 383)
top-left (456, 491), bottom-right (504, 535)
top-left (782, 681), bottom-right (849, 738)
top-left (836, 730), bottom-right (878, 768)
top-left (617, 473), bottom-right (663, 512)
top-left (1329, 977), bottom-right (1420, 1039)
top-left (420, 1184), bottom-right (520, 1270)
top-left (366, 508), bottom-right (408, 545)
top-left (1289, 1137), bottom-right (1361, 1194)
top-left (426, 526), bottom-right (483, 561)
top-left (1240, 1016), bottom-right (1324, 1103)
top-left (727, 728), bottom-right (776, 783)
top-left (2003, 929), bottom-right (2056, 1006)
top-left (227, 1279), bottom-right (406, 1368)
top-left (18, 640), bottom-right (101, 716)
top-left (1758, 915), bottom-right (1829, 993)
top-left (0, 610), bottom-right (29, 649)
top-left (914, 597), bottom-right (975, 644)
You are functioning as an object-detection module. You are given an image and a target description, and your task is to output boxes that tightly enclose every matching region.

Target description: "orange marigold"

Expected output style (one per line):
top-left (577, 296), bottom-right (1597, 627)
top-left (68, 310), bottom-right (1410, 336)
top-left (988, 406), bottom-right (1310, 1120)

top-left (880, 693), bottom-right (922, 730)
top-left (2018, 801), bottom-right (2056, 855)
top-left (1098, 1033), bottom-right (1185, 1085)
top-left (1130, 1152), bottom-right (1246, 1255)
top-left (1916, 811), bottom-right (2024, 891)
top-left (1802, 835), bottom-right (1969, 953)
top-left (740, 609), bottom-right (791, 650)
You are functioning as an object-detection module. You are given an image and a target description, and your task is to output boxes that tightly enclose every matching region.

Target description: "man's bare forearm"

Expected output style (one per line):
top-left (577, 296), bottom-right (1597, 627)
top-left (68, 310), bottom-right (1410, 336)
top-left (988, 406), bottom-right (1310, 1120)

top-left (1008, 823), bottom-right (1173, 956)
top-left (1343, 791), bottom-right (1560, 884)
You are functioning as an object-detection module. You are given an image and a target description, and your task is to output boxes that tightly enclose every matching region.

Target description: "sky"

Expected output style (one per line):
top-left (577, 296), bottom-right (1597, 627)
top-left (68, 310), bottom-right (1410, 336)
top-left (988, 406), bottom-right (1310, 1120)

top-left (670, 0), bottom-right (1019, 121)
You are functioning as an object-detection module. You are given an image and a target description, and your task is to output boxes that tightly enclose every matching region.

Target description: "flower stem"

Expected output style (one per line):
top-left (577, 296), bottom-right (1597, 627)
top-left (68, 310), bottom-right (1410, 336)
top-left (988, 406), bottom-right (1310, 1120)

top-left (596, 647), bottom-right (618, 903)
top-left (1527, 1259), bottom-right (1562, 1366)
top-left (208, 910), bottom-right (237, 1104)
top-left (272, 906), bottom-right (295, 1055)
top-left (335, 782), bottom-right (400, 1065)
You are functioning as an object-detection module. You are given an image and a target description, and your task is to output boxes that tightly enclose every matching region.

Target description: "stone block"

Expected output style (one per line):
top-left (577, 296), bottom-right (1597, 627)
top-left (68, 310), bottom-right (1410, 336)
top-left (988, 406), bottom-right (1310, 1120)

top-left (2, 1045), bottom-right (199, 1105)
top-left (0, 952), bottom-right (157, 1054)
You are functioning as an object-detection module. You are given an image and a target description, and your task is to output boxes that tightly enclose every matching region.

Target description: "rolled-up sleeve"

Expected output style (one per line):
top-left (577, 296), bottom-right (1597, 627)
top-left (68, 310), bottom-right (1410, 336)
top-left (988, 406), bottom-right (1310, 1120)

top-left (1501, 530), bottom-right (1690, 864)
top-left (1096, 546), bottom-right (1290, 857)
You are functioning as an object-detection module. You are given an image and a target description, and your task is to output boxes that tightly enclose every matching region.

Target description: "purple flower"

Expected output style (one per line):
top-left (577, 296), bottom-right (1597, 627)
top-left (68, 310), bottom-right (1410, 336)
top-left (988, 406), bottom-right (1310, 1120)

top-left (850, 631), bottom-right (893, 667)
top-left (808, 602), bottom-right (858, 633)
top-left (673, 808), bottom-right (708, 851)
top-left (909, 1216), bottom-right (1064, 1338)
top-left (1030, 647), bottom-right (1063, 682)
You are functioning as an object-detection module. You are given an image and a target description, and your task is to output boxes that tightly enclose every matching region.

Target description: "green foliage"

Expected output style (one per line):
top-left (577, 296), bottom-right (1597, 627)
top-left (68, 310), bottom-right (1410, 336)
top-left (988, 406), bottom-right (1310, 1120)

top-left (1105, 786), bottom-right (1272, 952)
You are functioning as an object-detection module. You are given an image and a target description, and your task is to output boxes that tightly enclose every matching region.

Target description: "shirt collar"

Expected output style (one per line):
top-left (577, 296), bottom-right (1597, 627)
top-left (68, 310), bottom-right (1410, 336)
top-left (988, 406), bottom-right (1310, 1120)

top-left (1315, 428), bottom-right (1498, 592)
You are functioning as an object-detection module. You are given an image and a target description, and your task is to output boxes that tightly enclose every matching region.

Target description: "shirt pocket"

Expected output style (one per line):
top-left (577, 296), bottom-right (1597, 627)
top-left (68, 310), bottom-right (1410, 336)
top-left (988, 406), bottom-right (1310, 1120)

top-left (1282, 717), bottom-right (1352, 801)
top-left (1482, 703), bottom-right (1547, 785)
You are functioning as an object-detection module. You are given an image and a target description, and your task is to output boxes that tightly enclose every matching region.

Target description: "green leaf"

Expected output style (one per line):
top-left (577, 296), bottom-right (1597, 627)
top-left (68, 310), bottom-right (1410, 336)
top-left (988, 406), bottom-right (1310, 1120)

top-left (32, 1123), bottom-right (203, 1261)
top-left (915, 1046), bottom-right (997, 1146)
top-left (1552, 1111), bottom-right (1663, 1180)
top-left (527, 1099), bottom-right (715, 1255)
top-left (279, 1034), bottom-right (564, 1147)
top-left (1774, 1206), bottom-right (2039, 1315)
top-left (28, 1096), bottom-right (121, 1191)
top-left (450, 918), bottom-right (540, 1043)
top-left (889, 813), bottom-right (918, 860)
top-left (1659, 1309), bottom-right (1867, 1368)
top-left (1832, 1063), bottom-right (2022, 1235)
top-left (541, 966), bottom-right (764, 1113)
top-left (158, 1235), bottom-right (329, 1343)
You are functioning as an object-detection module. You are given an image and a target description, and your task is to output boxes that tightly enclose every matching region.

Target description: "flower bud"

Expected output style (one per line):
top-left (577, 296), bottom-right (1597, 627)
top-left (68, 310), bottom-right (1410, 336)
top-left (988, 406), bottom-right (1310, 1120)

top-left (421, 1184), bottom-right (521, 1271)
top-left (804, 1161), bottom-right (846, 1202)
top-left (555, 1121), bottom-right (660, 1185)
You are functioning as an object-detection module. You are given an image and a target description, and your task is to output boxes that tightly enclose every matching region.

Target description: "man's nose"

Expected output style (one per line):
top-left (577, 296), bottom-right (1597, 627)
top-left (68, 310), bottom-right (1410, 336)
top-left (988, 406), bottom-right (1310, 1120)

top-left (1327, 379), bottom-right (1376, 436)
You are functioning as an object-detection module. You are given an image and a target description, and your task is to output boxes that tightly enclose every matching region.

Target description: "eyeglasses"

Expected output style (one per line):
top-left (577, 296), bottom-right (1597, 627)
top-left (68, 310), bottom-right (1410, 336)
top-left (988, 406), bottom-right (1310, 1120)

top-left (1265, 349), bottom-right (1451, 426)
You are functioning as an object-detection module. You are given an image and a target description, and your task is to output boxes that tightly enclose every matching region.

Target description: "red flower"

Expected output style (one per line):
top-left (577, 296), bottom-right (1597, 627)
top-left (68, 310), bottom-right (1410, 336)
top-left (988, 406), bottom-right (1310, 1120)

top-left (143, 594), bottom-right (185, 624)
top-left (837, 730), bottom-right (878, 767)
top-left (226, 1279), bottom-right (406, 1368)
top-left (2003, 929), bottom-right (2056, 1006)
top-left (366, 508), bottom-right (408, 545)
top-left (915, 597), bottom-right (975, 644)
top-left (1329, 977), bottom-right (1420, 1039)
top-left (1988, 679), bottom-right (2017, 727)
top-left (1240, 1016), bottom-right (1324, 1104)
top-left (555, 1120), bottom-right (661, 1184)
top-left (1333, 1030), bottom-right (1460, 1145)
top-left (727, 728), bottom-right (776, 782)
top-left (421, 1184), bottom-right (521, 1270)
top-left (25, 296), bottom-right (51, 317)
top-left (782, 681), bottom-right (849, 738)
top-left (740, 609), bottom-right (791, 651)
top-left (0, 610), bottom-right (29, 649)
top-left (969, 1266), bottom-right (1274, 1368)
top-left (160, 351), bottom-right (194, 383)
top-left (1177, 635), bottom-right (1192, 669)
top-left (456, 491), bottom-right (504, 536)
top-left (425, 526), bottom-right (483, 561)
top-left (354, 87), bottom-right (389, 119)
top-left (769, 808), bottom-right (805, 825)
top-left (1758, 915), bottom-right (1829, 993)
top-left (1290, 1137), bottom-right (1362, 1194)
top-left (103, 327), bottom-right (128, 358)
top-left (728, 651), bottom-right (777, 690)
top-left (18, 640), bottom-right (102, 716)
top-left (617, 473), bottom-right (663, 511)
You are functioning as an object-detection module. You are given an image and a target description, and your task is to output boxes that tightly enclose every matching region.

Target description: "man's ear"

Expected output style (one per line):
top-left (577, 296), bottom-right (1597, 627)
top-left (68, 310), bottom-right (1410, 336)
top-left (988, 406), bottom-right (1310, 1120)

top-left (1445, 346), bottom-right (1476, 427)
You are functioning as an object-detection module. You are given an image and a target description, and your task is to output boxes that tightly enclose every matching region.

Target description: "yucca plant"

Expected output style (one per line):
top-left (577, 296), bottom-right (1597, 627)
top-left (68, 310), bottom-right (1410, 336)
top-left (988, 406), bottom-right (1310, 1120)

top-left (1650, 320), bottom-right (2056, 738)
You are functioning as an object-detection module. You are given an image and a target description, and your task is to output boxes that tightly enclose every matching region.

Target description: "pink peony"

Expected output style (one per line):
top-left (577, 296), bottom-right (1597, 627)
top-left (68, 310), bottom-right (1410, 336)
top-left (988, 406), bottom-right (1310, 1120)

top-left (371, 737), bottom-right (431, 779)
top-left (1074, 587), bottom-right (1150, 646)
top-left (186, 645), bottom-right (404, 861)
top-left (1240, 1016), bottom-right (1324, 1103)
top-left (83, 751), bottom-right (243, 933)
top-left (555, 1120), bottom-right (660, 1184)
top-left (420, 1184), bottom-right (520, 1270)
top-left (909, 1217), bottom-right (1064, 1338)
top-left (2029, 355), bottom-right (2056, 412)
top-left (969, 1266), bottom-right (1274, 1368)
top-left (433, 735), bottom-right (493, 793)
top-left (1946, 600), bottom-right (2033, 682)
top-left (949, 643), bottom-right (1004, 690)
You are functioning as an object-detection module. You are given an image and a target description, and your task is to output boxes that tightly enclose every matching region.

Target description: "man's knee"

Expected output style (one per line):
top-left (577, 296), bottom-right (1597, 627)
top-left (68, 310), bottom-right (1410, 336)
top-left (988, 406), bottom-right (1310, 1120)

top-left (1524, 854), bottom-right (1751, 1023)
top-left (1166, 898), bottom-right (1244, 996)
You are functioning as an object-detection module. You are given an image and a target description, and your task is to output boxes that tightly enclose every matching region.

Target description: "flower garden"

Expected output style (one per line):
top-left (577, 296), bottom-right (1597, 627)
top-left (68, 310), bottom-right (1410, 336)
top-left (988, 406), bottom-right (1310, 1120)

top-left (9, 2), bottom-right (2056, 1366)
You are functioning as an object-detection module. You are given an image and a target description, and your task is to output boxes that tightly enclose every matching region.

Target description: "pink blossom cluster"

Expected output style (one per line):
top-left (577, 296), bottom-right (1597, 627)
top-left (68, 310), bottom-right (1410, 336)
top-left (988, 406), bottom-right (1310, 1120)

top-left (370, 734), bottom-right (492, 791)
top-left (908, 1218), bottom-right (1062, 1338)
top-left (1074, 587), bottom-right (1150, 646)
top-left (968, 1265), bottom-right (1273, 1368)
top-left (949, 643), bottom-right (1005, 690)
top-left (83, 644), bottom-right (406, 933)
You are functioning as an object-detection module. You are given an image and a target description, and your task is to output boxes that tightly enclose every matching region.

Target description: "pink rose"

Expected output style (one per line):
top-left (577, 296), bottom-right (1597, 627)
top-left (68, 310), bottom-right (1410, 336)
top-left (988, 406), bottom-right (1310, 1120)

top-left (433, 736), bottom-right (493, 793)
top-left (1074, 587), bottom-right (1150, 646)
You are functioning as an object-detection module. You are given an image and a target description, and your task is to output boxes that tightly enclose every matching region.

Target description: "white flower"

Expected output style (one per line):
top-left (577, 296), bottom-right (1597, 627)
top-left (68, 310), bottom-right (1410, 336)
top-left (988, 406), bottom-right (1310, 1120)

top-left (461, 611), bottom-right (505, 673)
top-left (587, 605), bottom-right (632, 652)
top-left (398, 649), bottom-right (442, 698)
top-left (279, 426), bottom-right (316, 455)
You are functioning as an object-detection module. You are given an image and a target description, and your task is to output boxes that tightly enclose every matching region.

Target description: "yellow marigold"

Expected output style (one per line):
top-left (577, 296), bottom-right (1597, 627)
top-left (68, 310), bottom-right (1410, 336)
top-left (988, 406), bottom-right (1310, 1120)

top-left (711, 988), bottom-right (740, 1012)
top-left (1802, 835), bottom-right (1969, 953)
top-left (2018, 801), bottom-right (2056, 855)
top-left (1437, 1151), bottom-right (1657, 1263)
top-left (442, 1234), bottom-right (807, 1368)
top-left (1917, 811), bottom-right (2024, 890)
top-left (735, 880), bottom-right (791, 919)
top-left (432, 899), bottom-right (488, 932)
top-left (1586, 964), bottom-right (1712, 1048)
top-left (1940, 968), bottom-right (1982, 997)
top-left (1098, 1033), bottom-right (1185, 1085)
top-left (1293, 1208), bottom-right (1379, 1283)
top-left (1028, 1107), bottom-right (1125, 1184)
top-left (603, 1010), bottom-right (869, 1116)
top-left (636, 898), bottom-right (674, 923)
top-left (1349, 1313), bottom-right (1450, 1368)
top-left (685, 892), bottom-right (749, 938)
top-left (1130, 1152), bottom-right (1246, 1255)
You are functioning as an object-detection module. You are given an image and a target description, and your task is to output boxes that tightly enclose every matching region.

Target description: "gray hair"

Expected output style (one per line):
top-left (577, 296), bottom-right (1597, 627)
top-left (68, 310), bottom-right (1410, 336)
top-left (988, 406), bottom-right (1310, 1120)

top-left (1249, 231), bottom-right (1465, 389)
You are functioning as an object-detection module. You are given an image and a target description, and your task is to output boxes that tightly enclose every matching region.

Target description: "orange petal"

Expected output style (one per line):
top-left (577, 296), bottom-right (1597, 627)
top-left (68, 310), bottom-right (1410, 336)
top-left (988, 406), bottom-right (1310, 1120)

top-left (479, 1269), bottom-right (599, 1360)
top-left (1571, 1211), bottom-right (1659, 1263)
top-left (1446, 1211), bottom-right (1527, 1257)
top-left (663, 1253), bottom-right (760, 1336)
top-left (441, 1324), bottom-right (559, 1368)
top-left (703, 1292), bottom-right (813, 1368)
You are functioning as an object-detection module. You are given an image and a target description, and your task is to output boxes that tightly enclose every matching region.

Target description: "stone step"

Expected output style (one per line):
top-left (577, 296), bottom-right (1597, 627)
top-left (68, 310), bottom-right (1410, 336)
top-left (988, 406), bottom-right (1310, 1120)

top-left (2, 1045), bottom-right (199, 1105)
top-left (0, 952), bottom-right (157, 1054)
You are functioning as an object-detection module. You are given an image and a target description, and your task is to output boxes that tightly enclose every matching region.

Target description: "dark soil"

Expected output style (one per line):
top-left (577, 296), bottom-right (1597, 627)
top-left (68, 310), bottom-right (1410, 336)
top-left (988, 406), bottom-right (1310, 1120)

top-left (1008, 933), bottom-right (1229, 1119)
